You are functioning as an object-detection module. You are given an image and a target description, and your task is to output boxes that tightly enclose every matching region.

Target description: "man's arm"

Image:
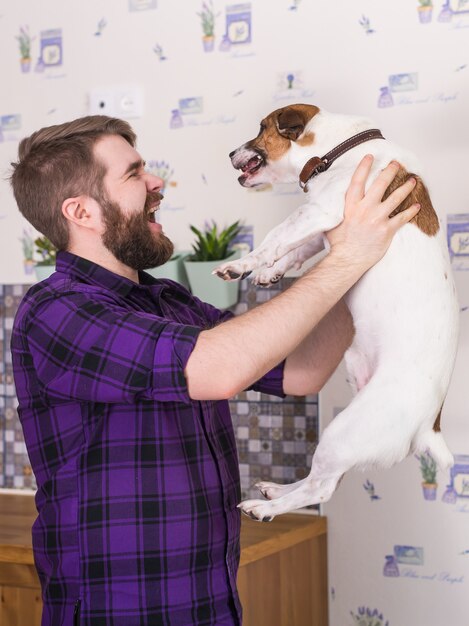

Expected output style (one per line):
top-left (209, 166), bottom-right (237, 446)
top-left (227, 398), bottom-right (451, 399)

top-left (282, 298), bottom-right (354, 396)
top-left (185, 253), bottom-right (360, 400)
top-left (185, 157), bottom-right (420, 401)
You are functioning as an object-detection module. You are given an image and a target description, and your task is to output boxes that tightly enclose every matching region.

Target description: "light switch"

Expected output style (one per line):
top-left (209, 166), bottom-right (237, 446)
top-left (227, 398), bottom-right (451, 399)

top-left (89, 85), bottom-right (144, 119)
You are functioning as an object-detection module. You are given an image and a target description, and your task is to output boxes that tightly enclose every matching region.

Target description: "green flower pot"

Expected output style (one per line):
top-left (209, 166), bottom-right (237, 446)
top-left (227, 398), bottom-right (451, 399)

top-left (146, 252), bottom-right (190, 289)
top-left (34, 265), bottom-right (55, 281)
top-left (183, 249), bottom-right (241, 309)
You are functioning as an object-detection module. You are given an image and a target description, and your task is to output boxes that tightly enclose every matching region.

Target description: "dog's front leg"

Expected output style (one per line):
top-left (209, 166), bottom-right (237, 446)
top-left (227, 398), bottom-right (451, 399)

top-left (214, 203), bottom-right (342, 281)
top-left (253, 235), bottom-right (325, 286)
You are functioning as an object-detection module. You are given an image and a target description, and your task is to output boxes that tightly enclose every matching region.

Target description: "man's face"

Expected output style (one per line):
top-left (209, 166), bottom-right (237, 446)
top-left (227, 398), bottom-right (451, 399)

top-left (93, 135), bottom-right (174, 271)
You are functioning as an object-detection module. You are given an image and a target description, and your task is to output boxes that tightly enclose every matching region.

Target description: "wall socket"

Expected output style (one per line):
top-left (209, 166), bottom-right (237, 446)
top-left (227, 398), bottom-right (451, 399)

top-left (89, 85), bottom-right (144, 119)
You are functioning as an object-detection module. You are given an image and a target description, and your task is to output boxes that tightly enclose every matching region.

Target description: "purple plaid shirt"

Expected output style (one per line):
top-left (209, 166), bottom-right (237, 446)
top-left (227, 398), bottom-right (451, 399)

top-left (11, 251), bottom-right (285, 626)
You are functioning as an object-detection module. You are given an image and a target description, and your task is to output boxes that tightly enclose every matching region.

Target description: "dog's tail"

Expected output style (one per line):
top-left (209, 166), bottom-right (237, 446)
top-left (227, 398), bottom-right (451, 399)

top-left (413, 428), bottom-right (454, 470)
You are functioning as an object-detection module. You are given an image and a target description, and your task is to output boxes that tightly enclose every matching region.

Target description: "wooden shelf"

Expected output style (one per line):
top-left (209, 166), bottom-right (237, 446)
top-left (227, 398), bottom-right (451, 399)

top-left (240, 512), bottom-right (327, 565)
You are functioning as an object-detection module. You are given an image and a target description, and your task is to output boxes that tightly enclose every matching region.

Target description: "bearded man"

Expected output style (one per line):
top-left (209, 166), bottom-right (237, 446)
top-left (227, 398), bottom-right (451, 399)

top-left (9, 116), bottom-right (418, 625)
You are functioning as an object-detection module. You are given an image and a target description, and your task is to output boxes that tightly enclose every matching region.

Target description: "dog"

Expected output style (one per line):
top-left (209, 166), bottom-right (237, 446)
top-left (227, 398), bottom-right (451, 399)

top-left (215, 103), bottom-right (459, 522)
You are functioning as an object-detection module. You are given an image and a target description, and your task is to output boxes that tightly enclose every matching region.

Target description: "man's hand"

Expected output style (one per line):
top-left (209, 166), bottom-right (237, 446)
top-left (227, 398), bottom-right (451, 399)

top-left (326, 155), bottom-right (421, 271)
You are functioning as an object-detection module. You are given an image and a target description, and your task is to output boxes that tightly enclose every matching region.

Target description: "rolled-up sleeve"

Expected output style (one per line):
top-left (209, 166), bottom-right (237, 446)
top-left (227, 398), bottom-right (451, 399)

top-left (24, 292), bottom-right (201, 405)
top-left (248, 359), bottom-right (285, 398)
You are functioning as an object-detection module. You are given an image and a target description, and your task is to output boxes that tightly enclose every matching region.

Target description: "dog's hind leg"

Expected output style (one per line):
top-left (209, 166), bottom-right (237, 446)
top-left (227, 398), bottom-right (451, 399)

top-left (239, 473), bottom-right (343, 522)
top-left (239, 417), bottom-right (352, 520)
top-left (255, 477), bottom-right (308, 500)
top-left (238, 375), bottom-right (425, 521)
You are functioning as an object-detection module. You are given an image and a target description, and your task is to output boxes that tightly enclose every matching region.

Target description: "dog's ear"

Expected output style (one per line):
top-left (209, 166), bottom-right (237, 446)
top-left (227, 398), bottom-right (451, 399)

top-left (277, 109), bottom-right (306, 141)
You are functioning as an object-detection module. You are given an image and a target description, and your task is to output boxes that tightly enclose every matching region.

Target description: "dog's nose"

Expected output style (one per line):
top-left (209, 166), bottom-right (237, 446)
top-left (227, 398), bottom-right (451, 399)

top-left (229, 150), bottom-right (235, 158)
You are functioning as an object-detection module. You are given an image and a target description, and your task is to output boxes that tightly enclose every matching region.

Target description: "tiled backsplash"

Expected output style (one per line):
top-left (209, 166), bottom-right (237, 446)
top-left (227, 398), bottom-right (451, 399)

top-left (231, 390), bottom-right (318, 501)
top-left (0, 279), bottom-right (318, 502)
top-left (0, 284), bottom-right (37, 489)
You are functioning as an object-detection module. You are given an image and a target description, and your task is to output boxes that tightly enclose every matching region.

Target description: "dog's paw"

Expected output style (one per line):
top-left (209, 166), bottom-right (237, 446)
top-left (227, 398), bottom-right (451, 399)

top-left (252, 270), bottom-right (284, 287)
top-left (213, 259), bottom-right (253, 282)
top-left (238, 499), bottom-right (275, 522)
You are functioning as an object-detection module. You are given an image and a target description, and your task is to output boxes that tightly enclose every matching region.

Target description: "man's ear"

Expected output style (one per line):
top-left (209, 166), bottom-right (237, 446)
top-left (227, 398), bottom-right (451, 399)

top-left (277, 108), bottom-right (306, 141)
top-left (61, 196), bottom-right (93, 228)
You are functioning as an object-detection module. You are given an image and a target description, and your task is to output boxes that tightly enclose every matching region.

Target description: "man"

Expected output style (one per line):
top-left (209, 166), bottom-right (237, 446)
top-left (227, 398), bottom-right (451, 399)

top-left (9, 116), bottom-right (418, 626)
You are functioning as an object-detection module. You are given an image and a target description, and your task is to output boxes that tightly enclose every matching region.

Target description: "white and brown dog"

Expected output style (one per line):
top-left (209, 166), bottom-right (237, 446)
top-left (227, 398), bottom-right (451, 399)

top-left (215, 103), bottom-right (459, 522)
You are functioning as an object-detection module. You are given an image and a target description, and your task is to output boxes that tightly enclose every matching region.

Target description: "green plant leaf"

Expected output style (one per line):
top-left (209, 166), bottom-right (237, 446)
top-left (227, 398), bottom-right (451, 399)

top-left (34, 235), bottom-right (57, 265)
top-left (187, 220), bottom-right (243, 261)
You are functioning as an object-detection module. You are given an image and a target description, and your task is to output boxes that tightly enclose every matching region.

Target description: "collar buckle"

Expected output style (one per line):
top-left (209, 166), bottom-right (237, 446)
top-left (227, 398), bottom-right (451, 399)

top-left (299, 156), bottom-right (328, 192)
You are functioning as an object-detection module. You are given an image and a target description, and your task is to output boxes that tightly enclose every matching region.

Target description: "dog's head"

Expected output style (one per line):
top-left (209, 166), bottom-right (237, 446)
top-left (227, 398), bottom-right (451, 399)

top-left (229, 103), bottom-right (320, 187)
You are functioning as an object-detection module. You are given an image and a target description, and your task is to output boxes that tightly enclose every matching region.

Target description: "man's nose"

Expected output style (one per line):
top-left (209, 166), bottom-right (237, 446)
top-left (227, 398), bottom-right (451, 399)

top-left (146, 173), bottom-right (164, 191)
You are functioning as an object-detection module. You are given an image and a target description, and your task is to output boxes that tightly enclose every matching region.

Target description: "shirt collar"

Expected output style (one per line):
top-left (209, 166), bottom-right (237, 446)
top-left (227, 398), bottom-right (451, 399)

top-left (55, 250), bottom-right (168, 298)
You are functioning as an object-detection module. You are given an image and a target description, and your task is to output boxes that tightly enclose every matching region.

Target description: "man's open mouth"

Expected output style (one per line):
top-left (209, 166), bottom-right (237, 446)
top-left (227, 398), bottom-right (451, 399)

top-left (147, 203), bottom-right (160, 223)
top-left (146, 193), bottom-right (163, 223)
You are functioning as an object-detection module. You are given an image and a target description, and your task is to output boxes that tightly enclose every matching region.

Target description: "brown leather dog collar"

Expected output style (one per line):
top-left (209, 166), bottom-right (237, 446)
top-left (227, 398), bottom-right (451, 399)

top-left (299, 129), bottom-right (385, 192)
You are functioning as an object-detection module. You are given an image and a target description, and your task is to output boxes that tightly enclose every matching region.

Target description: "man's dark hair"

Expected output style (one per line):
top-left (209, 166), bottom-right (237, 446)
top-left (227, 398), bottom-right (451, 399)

top-left (10, 115), bottom-right (136, 250)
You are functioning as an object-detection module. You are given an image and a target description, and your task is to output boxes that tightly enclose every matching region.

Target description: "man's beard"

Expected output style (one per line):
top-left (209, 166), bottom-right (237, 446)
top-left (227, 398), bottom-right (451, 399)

top-left (100, 191), bottom-right (174, 271)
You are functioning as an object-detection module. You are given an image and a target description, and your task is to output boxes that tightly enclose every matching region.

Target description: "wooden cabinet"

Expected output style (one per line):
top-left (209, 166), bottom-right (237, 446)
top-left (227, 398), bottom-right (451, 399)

top-left (0, 494), bottom-right (42, 626)
top-left (238, 514), bottom-right (328, 626)
top-left (0, 493), bottom-right (328, 626)
top-left (0, 562), bottom-right (42, 626)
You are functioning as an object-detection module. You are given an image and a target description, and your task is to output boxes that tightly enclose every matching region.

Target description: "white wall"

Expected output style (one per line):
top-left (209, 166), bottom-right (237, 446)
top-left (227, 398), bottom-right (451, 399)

top-left (1, 1), bottom-right (469, 624)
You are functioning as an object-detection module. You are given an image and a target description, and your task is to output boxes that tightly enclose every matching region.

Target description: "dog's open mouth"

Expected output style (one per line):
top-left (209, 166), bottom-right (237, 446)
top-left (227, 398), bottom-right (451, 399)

top-left (239, 154), bottom-right (264, 174)
top-left (235, 153), bottom-right (265, 184)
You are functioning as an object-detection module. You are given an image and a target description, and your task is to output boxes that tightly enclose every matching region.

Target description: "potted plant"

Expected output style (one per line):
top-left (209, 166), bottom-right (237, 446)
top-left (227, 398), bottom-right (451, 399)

top-left (183, 220), bottom-right (243, 309)
top-left (417, 452), bottom-right (438, 500)
top-left (197, 1), bottom-right (217, 51)
top-left (146, 251), bottom-right (191, 289)
top-left (34, 235), bottom-right (57, 281)
top-left (16, 26), bottom-right (34, 72)
top-left (417, 0), bottom-right (433, 23)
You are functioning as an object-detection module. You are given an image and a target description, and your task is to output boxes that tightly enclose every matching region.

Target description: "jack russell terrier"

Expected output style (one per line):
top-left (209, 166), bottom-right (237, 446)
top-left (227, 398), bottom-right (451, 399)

top-left (215, 103), bottom-right (459, 522)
